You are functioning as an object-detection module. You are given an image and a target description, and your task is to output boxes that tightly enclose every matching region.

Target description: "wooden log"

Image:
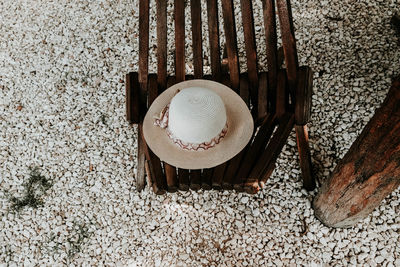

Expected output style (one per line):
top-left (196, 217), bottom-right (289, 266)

top-left (313, 77), bottom-right (400, 228)
top-left (191, 0), bottom-right (203, 79)
top-left (206, 0), bottom-right (221, 80)
top-left (175, 0), bottom-right (185, 82)
top-left (221, 0), bottom-right (240, 91)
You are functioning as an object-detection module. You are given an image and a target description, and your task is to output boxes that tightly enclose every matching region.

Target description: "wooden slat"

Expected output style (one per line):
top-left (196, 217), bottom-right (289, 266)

top-left (262, 0), bottom-right (278, 112)
top-left (295, 124), bottom-right (315, 191)
top-left (223, 149), bottom-right (245, 190)
top-left (206, 0), bottom-right (221, 80)
top-left (148, 74), bottom-right (158, 105)
top-left (257, 72), bottom-right (268, 121)
top-left (163, 76), bottom-right (179, 192)
top-left (156, 0), bottom-right (168, 90)
top-left (202, 169), bottom-right (213, 190)
top-left (138, 0), bottom-right (150, 87)
top-left (212, 164), bottom-right (227, 189)
top-left (240, 0), bottom-right (258, 91)
top-left (190, 170), bottom-right (202, 190)
top-left (140, 124), bottom-right (166, 195)
top-left (222, 74), bottom-right (251, 190)
top-left (239, 73), bottom-right (250, 106)
top-left (276, 70), bottom-right (288, 118)
top-left (175, 0), bottom-right (186, 82)
top-left (126, 72), bottom-right (140, 124)
top-left (221, 0), bottom-right (240, 91)
top-left (191, 0), bottom-right (203, 78)
top-left (137, 124), bottom-right (146, 191)
top-left (146, 75), bottom-right (167, 194)
top-left (276, 0), bottom-right (299, 97)
top-left (234, 114), bottom-right (276, 187)
top-left (295, 66), bottom-right (313, 125)
top-left (165, 164), bottom-right (178, 192)
top-left (178, 168), bottom-right (190, 191)
top-left (248, 113), bottom-right (295, 186)
top-left (174, 0), bottom-right (188, 191)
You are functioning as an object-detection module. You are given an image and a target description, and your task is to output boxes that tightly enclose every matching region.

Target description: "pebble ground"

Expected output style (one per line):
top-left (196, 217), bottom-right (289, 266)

top-left (0, 0), bottom-right (399, 266)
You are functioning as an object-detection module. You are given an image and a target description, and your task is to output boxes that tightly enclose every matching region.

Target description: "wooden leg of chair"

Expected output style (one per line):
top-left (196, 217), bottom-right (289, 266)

top-left (136, 126), bottom-right (147, 191)
top-left (295, 124), bottom-right (315, 191)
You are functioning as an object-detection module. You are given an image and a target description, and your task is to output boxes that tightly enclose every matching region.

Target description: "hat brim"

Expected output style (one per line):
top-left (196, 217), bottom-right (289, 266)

top-left (143, 79), bottom-right (254, 170)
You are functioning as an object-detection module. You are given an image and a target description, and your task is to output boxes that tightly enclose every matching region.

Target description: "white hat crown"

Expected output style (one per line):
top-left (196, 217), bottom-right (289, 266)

top-left (168, 87), bottom-right (227, 144)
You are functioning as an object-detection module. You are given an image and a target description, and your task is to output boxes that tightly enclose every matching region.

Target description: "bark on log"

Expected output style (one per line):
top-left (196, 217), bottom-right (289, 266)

top-left (313, 76), bottom-right (400, 228)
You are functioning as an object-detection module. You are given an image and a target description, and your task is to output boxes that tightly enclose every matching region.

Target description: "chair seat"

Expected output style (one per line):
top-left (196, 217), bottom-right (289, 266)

top-left (125, 0), bottom-right (316, 194)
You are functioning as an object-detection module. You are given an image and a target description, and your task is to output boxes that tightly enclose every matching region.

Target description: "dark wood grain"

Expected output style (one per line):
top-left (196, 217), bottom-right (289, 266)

top-left (257, 72), bottom-right (268, 121)
top-left (235, 114), bottom-right (276, 188)
top-left (262, 0), bottom-right (278, 108)
top-left (191, 0), bottom-right (203, 79)
top-left (178, 168), bottom-right (190, 191)
top-left (212, 164), bottom-right (227, 189)
top-left (140, 124), bottom-right (166, 195)
top-left (221, 0), bottom-right (240, 91)
top-left (276, 0), bottom-right (299, 98)
top-left (137, 123), bottom-right (147, 191)
top-left (202, 168), bottom-right (213, 190)
top-left (248, 113), bottom-right (294, 184)
top-left (126, 72), bottom-right (140, 124)
top-left (207, 0), bottom-right (221, 80)
top-left (295, 66), bottom-right (313, 125)
top-left (314, 77), bottom-right (400, 227)
top-left (138, 0), bottom-right (150, 87)
top-left (146, 74), bottom-right (167, 194)
top-left (223, 73), bottom-right (251, 190)
top-left (165, 163), bottom-right (178, 192)
top-left (175, 0), bottom-right (185, 82)
top-left (190, 170), bottom-right (202, 191)
top-left (276, 69), bottom-right (288, 118)
top-left (240, 0), bottom-right (258, 91)
top-left (164, 76), bottom-right (179, 192)
top-left (295, 125), bottom-right (315, 191)
top-left (148, 74), bottom-right (158, 106)
top-left (156, 0), bottom-right (168, 90)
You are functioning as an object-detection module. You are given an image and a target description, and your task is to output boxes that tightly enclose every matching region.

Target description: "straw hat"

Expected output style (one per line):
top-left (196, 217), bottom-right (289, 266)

top-left (143, 79), bottom-right (254, 169)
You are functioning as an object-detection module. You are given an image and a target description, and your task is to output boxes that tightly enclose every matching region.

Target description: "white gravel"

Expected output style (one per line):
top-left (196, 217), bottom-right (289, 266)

top-left (1, 0), bottom-right (400, 266)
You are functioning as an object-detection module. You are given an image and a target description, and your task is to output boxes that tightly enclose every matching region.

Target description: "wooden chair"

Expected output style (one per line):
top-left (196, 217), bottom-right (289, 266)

top-left (125, 0), bottom-right (315, 194)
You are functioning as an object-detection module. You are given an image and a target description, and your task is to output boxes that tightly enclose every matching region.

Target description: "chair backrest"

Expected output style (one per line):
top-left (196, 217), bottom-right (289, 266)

top-left (138, 0), bottom-right (300, 122)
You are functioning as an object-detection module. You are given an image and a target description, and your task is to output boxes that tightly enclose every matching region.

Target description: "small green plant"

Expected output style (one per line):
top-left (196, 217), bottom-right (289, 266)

top-left (100, 113), bottom-right (107, 125)
top-left (67, 222), bottom-right (92, 259)
top-left (9, 167), bottom-right (53, 211)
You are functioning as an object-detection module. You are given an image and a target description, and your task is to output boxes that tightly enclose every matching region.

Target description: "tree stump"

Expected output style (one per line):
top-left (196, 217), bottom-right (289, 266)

top-left (313, 76), bottom-right (400, 228)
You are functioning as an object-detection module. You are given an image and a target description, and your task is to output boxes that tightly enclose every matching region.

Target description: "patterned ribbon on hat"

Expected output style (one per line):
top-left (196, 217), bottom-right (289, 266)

top-left (154, 103), bottom-right (228, 151)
